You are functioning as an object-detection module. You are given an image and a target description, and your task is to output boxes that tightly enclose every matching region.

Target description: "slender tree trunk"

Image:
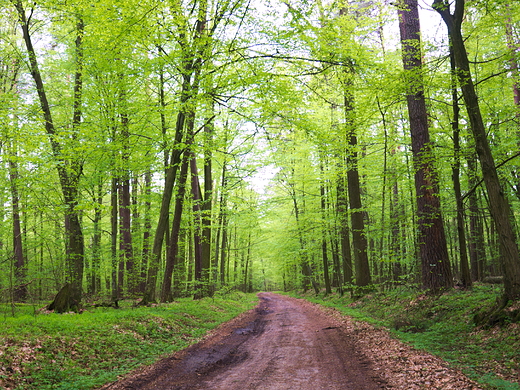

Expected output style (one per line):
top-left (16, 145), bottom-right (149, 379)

top-left (142, 75), bottom-right (189, 303)
top-left (450, 42), bottom-right (471, 288)
top-left (90, 182), bottom-right (103, 295)
top-left (434, 0), bottom-right (520, 300)
top-left (290, 181), bottom-right (320, 294)
top-left (9, 147), bottom-right (26, 302)
top-left (118, 101), bottom-right (134, 294)
top-left (202, 114), bottom-right (214, 292)
top-left (337, 176), bottom-right (353, 285)
top-left (320, 162), bottom-right (332, 295)
top-left (190, 148), bottom-right (205, 299)
top-left (467, 156), bottom-right (485, 281)
top-left (390, 179), bottom-right (403, 283)
top-left (111, 177), bottom-right (119, 303)
top-left (217, 163), bottom-right (228, 284)
top-left (344, 75), bottom-right (371, 288)
top-left (161, 152), bottom-right (190, 302)
top-left (399, 0), bottom-right (452, 292)
top-left (140, 169), bottom-right (152, 293)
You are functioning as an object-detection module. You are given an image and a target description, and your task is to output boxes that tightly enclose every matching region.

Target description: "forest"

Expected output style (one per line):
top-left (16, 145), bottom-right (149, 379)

top-left (1, 0), bottom-right (520, 314)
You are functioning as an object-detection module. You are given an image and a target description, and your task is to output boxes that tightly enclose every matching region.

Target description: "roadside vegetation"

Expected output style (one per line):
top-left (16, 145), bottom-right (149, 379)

top-left (293, 284), bottom-right (520, 390)
top-left (0, 292), bottom-right (257, 390)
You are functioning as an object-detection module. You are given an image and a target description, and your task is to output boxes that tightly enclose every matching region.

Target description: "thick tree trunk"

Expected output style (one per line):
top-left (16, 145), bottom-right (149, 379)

top-left (434, 0), bottom-right (520, 300)
top-left (16, 3), bottom-right (85, 310)
top-left (399, 0), bottom-right (452, 292)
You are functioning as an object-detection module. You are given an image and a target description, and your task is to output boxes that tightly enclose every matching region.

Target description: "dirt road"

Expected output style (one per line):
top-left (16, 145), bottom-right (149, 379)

top-left (101, 293), bottom-right (481, 390)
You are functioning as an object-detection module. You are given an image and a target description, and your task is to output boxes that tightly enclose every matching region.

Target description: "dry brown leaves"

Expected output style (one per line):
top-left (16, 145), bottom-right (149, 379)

top-left (317, 304), bottom-right (483, 389)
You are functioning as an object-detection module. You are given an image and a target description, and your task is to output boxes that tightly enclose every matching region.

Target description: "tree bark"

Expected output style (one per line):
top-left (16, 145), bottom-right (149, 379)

top-left (398, 0), bottom-right (452, 292)
top-left (8, 146), bottom-right (26, 302)
top-left (161, 151), bottom-right (190, 302)
top-left (434, 0), bottom-right (520, 300)
top-left (344, 72), bottom-right (371, 288)
top-left (16, 3), bottom-right (85, 309)
top-left (450, 40), bottom-right (472, 288)
top-left (320, 162), bottom-right (332, 295)
top-left (337, 176), bottom-right (353, 285)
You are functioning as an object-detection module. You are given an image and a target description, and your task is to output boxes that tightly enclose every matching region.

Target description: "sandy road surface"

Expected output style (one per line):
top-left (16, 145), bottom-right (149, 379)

top-left (101, 293), bottom-right (483, 389)
top-left (102, 293), bottom-right (385, 389)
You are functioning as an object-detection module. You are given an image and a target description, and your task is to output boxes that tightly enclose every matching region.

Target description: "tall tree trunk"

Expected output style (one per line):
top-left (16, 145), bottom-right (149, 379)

top-left (202, 114), bottom-right (214, 292)
top-left (16, 3), bottom-right (85, 310)
top-left (190, 148), bottom-right (205, 299)
top-left (337, 175), bottom-right (353, 285)
top-left (142, 75), bottom-right (190, 303)
top-left (320, 162), bottom-right (332, 295)
top-left (450, 41), bottom-right (471, 288)
top-left (8, 146), bottom-right (26, 302)
top-left (90, 182), bottom-right (103, 295)
top-left (434, 0), bottom-right (520, 300)
top-left (161, 152), bottom-right (190, 302)
top-left (290, 179), bottom-right (320, 294)
top-left (343, 67), bottom-right (371, 288)
top-left (398, 0), bottom-right (452, 292)
top-left (467, 156), bottom-right (485, 281)
top-left (140, 169), bottom-right (152, 293)
top-left (118, 102), bottom-right (134, 294)
top-left (504, 5), bottom-right (520, 200)
top-left (111, 177), bottom-right (119, 303)
top-left (216, 161), bottom-right (228, 284)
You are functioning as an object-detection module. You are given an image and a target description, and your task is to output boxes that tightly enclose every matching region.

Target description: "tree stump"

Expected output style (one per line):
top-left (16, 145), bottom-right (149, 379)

top-left (47, 283), bottom-right (80, 313)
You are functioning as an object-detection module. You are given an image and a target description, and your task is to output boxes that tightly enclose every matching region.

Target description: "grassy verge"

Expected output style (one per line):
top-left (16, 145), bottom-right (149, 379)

top-left (290, 284), bottom-right (520, 390)
top-left (0, 292), bottom-right (257, 390)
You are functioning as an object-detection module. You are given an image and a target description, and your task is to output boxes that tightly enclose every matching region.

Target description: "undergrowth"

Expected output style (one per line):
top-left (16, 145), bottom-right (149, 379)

top-left (0, 292), bottom-right (257, 390)
top-left (292, 284), bottom-right (520, 390)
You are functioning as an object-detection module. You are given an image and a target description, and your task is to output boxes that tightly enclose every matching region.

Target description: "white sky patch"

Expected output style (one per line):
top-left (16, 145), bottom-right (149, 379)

top-left (247, 163), bottom-right (280, 195)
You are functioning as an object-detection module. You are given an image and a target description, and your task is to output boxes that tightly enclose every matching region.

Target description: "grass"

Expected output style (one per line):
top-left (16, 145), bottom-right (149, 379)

top-left (0, 292), bottom-right (258, 390)
top-left (291, 284), bottom-right (520, 390)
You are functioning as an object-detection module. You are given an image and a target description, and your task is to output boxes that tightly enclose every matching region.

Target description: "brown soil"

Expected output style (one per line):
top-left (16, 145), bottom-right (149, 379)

top-left (100, 293), bottom-right (481, 389)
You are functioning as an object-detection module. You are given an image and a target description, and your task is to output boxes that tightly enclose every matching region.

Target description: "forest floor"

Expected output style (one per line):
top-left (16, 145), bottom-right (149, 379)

top-left (100, 293), bottom-right (481, 389)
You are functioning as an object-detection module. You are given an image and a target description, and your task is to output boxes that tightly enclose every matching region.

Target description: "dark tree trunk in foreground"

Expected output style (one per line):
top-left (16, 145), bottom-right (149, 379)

top-left (434, 0), bottom-right (520, 301)
top-left (398, 0), bottom-right (452, 292)
top-left (16, 3), bottom-right (85, 310)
